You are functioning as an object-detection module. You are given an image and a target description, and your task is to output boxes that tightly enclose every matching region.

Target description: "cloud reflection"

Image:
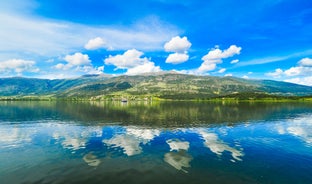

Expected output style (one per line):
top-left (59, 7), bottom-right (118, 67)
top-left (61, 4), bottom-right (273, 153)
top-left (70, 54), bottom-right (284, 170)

top-left (0, 126), bottom-right (36, 148)
top-left (103, 127), bottom-right (160, 156)
top-left (164, 150), bottom-right (193, 173)
top-left (103, 134), bottom-right (142, 156)
top-left (83, 152), bottom-right (101, 167)
top-left (164, 139), bottom-right (192, 173)
top-left (166, 139), bottom-right (190, 151)
top-left (198, 131), bottom-right (244, 162)
top-left (52, 125), bottom-right (102, 151)
top-left (276, 116), bottom-right (312, 145)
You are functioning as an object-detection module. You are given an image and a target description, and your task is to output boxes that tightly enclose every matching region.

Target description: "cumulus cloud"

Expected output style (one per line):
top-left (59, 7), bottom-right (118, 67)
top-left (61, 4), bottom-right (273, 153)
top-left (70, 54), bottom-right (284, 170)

top-left (126, 62), bottom-right (161, 75)
top-left (285, 77), bottom-right (312, 86)
top-left (265, 57), bottom-right (312, 86)
top-left (0, 59), bottom-right (39, 75)
top-left (104, 49), bottom-right (161, 75)
top-left (198, 45), bottom-right (241, 73)
top-left (64, 53), bottom-right (91, 66)
top-left (84, 37), bottom-right (109, 50)
top-left (266, 68), bottom-right (284, 78)
top-left (105, 49), bottom-right (147, 69)
top-left (55, 52), bottom-right (91, 70)
top-left (284, 66), bottom-right (307, 76)
top-left (164, 36), bottom-right (191, 53)
top-left (202, 45), bottom-right (241, 61)
top-left (266, 57), bottom-right (312, 78)
top-left (52, 53), bottom-right (104, 76)
top-left (165, 53), bottom-right (189, 64)
top-left (164, 36), bottom-right (191, 64)
top-left (298, 58), bottom-right (312, 67)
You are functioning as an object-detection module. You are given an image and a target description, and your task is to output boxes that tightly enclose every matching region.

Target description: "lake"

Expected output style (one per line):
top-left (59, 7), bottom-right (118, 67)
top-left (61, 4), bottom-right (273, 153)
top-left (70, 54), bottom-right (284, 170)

top-left (1, 101), bottom-right (312, 184)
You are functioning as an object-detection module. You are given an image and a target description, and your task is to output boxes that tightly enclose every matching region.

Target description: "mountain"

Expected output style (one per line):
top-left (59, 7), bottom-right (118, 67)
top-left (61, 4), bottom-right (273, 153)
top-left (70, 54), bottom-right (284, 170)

top-left (0, 73), bottom-right (312, 99)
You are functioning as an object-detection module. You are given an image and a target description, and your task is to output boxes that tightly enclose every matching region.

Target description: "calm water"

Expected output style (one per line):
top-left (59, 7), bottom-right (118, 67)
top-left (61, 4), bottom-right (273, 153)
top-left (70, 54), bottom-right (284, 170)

top-left (1, 101), bottom-right (312, 184)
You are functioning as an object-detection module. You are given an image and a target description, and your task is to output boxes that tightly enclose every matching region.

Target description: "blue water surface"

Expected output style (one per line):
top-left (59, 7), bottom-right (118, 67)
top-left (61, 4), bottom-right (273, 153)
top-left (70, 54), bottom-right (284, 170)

top-left (0, 101), bottom-right (312, 184)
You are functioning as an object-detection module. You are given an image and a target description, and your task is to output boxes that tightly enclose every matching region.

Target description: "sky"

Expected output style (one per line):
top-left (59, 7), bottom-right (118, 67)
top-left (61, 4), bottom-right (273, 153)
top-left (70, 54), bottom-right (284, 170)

top-left (0, 0), bottom-right (312, 86)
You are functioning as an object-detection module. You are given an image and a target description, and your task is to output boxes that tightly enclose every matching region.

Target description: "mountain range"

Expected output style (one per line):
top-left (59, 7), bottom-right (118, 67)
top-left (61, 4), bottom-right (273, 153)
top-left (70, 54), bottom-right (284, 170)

top-left (1, 72), bottom-right (312, 99)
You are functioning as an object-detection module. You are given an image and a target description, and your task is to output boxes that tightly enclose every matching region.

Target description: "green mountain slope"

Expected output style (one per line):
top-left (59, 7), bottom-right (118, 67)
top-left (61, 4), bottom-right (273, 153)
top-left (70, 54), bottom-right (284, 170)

top-left (0, 73), bottom-right (312, 99)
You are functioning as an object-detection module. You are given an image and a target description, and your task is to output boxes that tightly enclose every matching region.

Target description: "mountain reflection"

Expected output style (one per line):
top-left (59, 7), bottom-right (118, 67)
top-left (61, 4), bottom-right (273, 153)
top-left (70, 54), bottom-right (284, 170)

top-left (1, 101), bottom-right (312, 126)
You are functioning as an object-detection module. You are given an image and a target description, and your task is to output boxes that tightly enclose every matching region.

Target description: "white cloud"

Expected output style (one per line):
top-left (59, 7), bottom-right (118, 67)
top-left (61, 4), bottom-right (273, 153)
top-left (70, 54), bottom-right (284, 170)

top-left (84, 37), bottom-right (108, 50)
top-left (64, 52), bottom-right (91, 66)
top-left (284, 66), bottom-right (305, 76)
top-left (202, 45), bottom-right (241, 60)
top-left (104, 49), bottom-right (161, 75)
top-left (198, 45), bottom-right (241, 73)
top-left (285, 77), bottom-right (312, 86)
top-left (225, 73), bottom-right (233, 77)
top-left (265, 57), bottom-right (312, 86)
top-left (105, 49), bottom-right (148, 69)
top-left (164, 36), bottom-right (191, 64)
top-left (165, 53), bottom-right (189, 64)
top-left (230, 59), bottom-right (239, 64)
top-left (0, 59), bottom-right (39, 75)
top-left (126, 62), bottom-right (161, 75)
top-left (266, 59), bottom-right (312, 79)
top-left (198, 63), bottom-right (217, 72)
top-left (218, 68), bottom-right (226, 73)
top-left (266, 68), bottom-right (284, 78)
top-left (54, 63), bottom-right (68, 70)
top-left (0, 11), bottom-right (180, 62)
top-left (164, 36), bottom-right (191, 53)
top-left (76, 65), bottom-right (105, 74)
top-left (283, 58), bottom-right (312, 77)
top-left (54, 52), bottom-right (91, 70)
top-left (298, 58), bottom-right (312, 67)
top-left (52, 53), bottom-right (104, 76)
top-left (242, 75), bottom-right (249, 79)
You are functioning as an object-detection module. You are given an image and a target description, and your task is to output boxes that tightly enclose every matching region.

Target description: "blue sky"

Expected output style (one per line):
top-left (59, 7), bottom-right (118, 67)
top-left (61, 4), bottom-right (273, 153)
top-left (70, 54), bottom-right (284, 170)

top-left (0, 0), bottom-right (312, 85)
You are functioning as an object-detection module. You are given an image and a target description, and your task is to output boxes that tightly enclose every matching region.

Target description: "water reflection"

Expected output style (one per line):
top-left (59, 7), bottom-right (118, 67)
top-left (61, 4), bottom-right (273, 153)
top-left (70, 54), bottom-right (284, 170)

top-left (164, 151), bottom-right (193, 173)
top-left (103, 127), bottom-right (160, 156)
top-left (83, 152), bottom-right (101, 167)
top-left (198, 130), bottom-right (244, 162)
top-left (1, 102), bottom-right (312, 184)
top-left (167, 139), bottom-right (190, 151)
top-left (0, 126), bottom-right (36, 148)
top-left (276, 115), bottom-right (312, 146)
top-left (1, 101), bottom-right (312, 126)
top-left (164, 139), bottom-right (192, 173)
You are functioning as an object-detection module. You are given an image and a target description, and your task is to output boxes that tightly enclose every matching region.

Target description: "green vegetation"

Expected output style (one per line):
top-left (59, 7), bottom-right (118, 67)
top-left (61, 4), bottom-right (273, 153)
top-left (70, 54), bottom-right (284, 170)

top-left (0, 73), bottom-right (312, 101)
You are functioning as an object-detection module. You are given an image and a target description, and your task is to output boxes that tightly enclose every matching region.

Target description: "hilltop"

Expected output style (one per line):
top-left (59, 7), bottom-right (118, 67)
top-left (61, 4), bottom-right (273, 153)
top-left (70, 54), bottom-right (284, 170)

top-left (0, 72), bottom-right (312, 100)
